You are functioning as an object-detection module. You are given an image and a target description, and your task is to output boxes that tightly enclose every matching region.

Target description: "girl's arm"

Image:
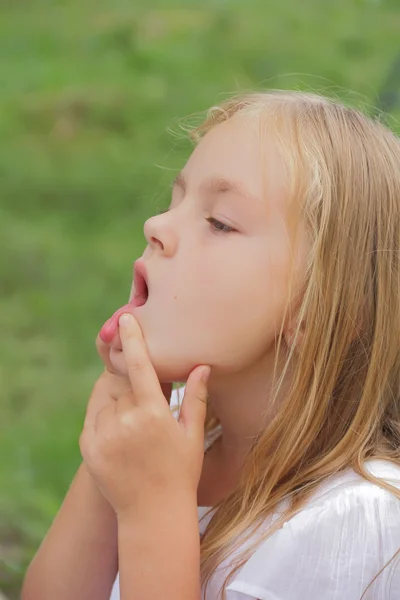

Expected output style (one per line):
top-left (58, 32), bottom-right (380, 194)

top-left (21, 462), bottom-right (118, 600)
top-left (21, 370), bottom-right (135, 600)
top-left (117, 492), bottom-right (201, 600)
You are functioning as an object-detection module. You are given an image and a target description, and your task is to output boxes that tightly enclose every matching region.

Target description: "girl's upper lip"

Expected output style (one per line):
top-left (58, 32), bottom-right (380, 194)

top-left (133, 259), bottom-right (149, 296)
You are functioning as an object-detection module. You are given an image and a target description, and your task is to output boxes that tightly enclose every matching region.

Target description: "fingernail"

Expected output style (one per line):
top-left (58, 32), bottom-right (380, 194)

top-left (119, 313), bottom-right (133, 327)
top-left (201, 367), bottom-right (211, 384)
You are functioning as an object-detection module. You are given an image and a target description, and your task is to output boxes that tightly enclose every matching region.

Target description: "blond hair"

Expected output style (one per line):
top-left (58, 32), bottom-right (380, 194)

top-left (176, 91), bottom-right (400, 599)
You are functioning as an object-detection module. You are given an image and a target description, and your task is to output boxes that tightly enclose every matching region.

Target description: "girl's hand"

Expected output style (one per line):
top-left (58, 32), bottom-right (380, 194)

top-left (80, 313), bottom-right (210, 519)
top-left (84, 369), bottom-right (133, 432)
top-left (95, 319), bottom-right (173, 404)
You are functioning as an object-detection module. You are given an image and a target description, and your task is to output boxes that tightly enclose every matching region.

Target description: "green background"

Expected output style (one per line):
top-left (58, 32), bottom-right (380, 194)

top-left (1, 1), bottom-right (399, 597)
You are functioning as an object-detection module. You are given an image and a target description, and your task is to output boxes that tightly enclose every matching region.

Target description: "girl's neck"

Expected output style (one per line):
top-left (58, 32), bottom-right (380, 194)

top-left (198, 435), bottom-right (242, 508)
top-left (207, 348), bottom-right (294, 466)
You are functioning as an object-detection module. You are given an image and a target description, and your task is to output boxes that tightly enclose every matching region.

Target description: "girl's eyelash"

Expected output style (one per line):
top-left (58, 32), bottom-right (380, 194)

top-left (155, 209), bottom-right (235, 234)
top-left (206, 217), bottom-right (235, 233)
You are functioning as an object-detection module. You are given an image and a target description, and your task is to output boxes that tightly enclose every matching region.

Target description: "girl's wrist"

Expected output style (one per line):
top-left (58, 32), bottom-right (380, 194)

top-left (115, 488), bottom-right (197, 527)
top-left (78, 462), bottom-right (116, 514)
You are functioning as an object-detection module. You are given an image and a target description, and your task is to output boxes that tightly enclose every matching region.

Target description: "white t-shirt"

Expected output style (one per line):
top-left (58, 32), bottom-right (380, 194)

top-left (109, 387), bottom-right (400, 600)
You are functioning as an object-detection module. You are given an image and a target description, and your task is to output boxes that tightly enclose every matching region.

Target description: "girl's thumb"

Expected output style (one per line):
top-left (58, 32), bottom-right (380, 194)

top-left (179, 366), bottom-right (210, 435)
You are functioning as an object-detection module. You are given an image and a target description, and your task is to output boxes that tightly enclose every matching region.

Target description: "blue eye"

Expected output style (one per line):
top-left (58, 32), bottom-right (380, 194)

top-left (206, 217), bottom-right (235, 234)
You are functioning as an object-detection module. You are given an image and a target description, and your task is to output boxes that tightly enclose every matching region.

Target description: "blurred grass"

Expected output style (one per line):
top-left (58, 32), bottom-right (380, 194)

top-left (1, 0), bottom-right (400, 597)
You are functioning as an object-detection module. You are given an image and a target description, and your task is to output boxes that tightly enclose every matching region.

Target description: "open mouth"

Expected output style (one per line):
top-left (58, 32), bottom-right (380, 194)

top-left (132, 263), bottom-right (149, 307)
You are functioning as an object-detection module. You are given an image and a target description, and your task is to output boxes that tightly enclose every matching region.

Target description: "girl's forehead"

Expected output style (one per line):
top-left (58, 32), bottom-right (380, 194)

top-left (184, 117), bottom-right (290, 214)
top-left (183, 117), bottom-right (283, 199)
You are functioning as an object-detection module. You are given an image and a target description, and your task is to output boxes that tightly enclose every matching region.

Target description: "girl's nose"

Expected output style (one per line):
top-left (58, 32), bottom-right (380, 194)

top-left (143, 215), bottom-right (177, 257)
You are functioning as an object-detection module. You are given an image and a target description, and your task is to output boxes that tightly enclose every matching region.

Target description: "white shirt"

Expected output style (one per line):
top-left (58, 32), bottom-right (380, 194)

top-left (109, 387), bottom-right (400, 600)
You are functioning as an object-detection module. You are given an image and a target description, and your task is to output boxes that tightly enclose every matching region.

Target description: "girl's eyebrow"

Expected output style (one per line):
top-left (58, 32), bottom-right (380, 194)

top-left (172, 172), bottom-right (259, 205)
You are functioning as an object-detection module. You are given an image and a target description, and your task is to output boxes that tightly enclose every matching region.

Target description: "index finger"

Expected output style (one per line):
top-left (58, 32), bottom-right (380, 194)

top-left (118, 313), bottom-right (164, 407)
top-left (95, 332), bottom-right (119, 374)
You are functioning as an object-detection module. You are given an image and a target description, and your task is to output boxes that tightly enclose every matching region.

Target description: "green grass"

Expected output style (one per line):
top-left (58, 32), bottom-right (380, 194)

top-left (1, 0), bottom-right (400, 596)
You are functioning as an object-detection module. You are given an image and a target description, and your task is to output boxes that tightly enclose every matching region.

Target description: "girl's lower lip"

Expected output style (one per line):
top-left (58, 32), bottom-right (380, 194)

top-left (99, 298), bottom-right (147, 343)
top-left (131, 294), bottom-right (148, 308)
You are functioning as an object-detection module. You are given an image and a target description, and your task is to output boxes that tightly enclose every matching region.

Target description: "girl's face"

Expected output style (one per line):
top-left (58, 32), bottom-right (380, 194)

top-left (112, 116), bottom-right (308, 382)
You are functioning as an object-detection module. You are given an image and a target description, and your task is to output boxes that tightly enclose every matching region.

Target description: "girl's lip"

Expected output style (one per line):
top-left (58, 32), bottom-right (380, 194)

top-left (99, 260), bottom-right (149, 345)
top-left (133, 259), bottom-right (149, 297)
top-left (99, 304), bottom-right (135, 344)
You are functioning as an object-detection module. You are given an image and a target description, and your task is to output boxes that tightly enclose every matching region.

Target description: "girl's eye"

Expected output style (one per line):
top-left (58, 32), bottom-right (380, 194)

top-left (154, 209), bottom-right (235, 234)
top-left (206, 217), bottom-right (235, 234)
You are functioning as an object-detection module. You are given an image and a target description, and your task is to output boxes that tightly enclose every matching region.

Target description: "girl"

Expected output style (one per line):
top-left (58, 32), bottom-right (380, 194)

top-left (22, 91), bottom-right (400, 600)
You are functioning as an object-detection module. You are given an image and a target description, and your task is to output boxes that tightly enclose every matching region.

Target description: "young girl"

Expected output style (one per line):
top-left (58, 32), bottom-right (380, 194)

top-left (22, 91), bottom-right (400, 600)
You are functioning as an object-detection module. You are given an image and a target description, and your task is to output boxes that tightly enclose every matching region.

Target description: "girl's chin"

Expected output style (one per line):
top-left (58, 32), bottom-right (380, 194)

top-left (108, 347), bottom-right (191, 383)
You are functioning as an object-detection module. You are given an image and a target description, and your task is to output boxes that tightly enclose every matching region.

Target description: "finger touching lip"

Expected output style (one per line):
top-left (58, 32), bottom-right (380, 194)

top-left (99, 303), bottom-right (135, 344)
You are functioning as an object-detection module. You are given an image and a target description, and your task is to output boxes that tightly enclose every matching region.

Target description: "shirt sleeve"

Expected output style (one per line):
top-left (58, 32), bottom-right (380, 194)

top-left (225, 482), bottom-right (400, 600)
top-left (109, 573), bottom-right (120, 600)
top-left (169, 385), bottom-right (185, 419)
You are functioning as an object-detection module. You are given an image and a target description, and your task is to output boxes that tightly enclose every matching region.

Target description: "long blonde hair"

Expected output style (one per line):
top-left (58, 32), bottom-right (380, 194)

top-left (176, 91), bottom-right (400, 599)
